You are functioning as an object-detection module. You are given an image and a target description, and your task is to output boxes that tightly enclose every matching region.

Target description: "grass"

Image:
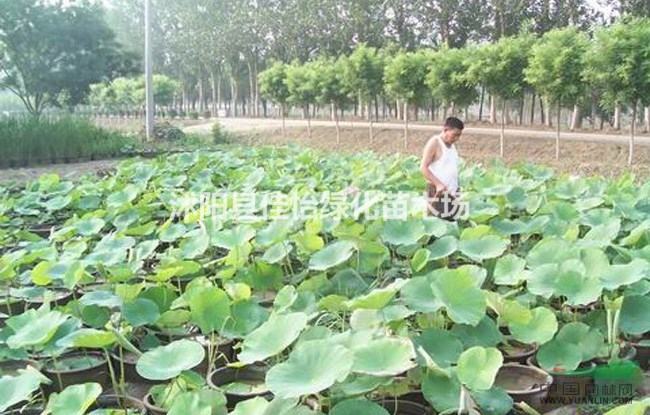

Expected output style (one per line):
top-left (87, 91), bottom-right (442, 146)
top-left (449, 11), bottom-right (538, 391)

top-left (0, 116), bottom-right (137, 167)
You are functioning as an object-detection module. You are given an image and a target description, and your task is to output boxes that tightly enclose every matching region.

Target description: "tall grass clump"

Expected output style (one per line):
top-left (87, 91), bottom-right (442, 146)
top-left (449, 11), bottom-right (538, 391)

top-left (0, 116), bottom-right (136, 167)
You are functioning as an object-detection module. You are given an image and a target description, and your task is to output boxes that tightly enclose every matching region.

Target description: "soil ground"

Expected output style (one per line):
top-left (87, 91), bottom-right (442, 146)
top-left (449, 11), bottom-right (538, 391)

top-left (233, 126), bottom-right (650, 181)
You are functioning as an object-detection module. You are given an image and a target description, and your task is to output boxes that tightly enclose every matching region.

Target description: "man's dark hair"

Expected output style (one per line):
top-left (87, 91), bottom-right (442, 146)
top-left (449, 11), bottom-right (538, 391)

top-left (444, 117), bottom-right (464, 130)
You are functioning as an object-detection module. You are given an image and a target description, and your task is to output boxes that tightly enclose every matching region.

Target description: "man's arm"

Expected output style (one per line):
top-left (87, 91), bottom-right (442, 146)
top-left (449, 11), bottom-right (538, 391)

top-left (420, 137), bottom-right (447, 192)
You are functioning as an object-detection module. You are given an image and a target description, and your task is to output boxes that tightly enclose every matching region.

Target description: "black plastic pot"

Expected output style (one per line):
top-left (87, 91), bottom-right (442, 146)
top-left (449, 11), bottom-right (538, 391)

top-left (0, 359), bottom-right (40, 377)
top-left (375, 399), bottom-right (433, 415)
top-left (111, 349), bottom-right (161, 385)
top-left (27, 288), bottom-right (73, 309)
top-left (208, 364), bottom-right (271, 409)
top-left (0, 296), bottom-right (26, 316)
top-left (526, 356), bottom-right (596, 400)
top-left (143, 393), bottom-right (168, 415)
top-left (192, 335), bottom-right (234, 376)
top-left (149, 325), bottom-right (197, 344)
top-left (631, 340), bottom-right (650, 370)
top-left (500, 339), bottom-right (538, 365)
top-left (494, 363), bottom-right (552, 412)
top-left (42, 351), bottom-right (111, 392)
top-left (28, 224), bottom-right (56, 239)
top-left (1, 408), bottom-right (43, 415)
top-left (93, 395), bottom-right (146, 413)
top-left (594, 345), bottom-right (637, 366)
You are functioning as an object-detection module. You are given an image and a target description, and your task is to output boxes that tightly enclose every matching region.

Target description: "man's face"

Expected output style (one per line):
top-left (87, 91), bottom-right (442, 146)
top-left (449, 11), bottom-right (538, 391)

top-left (443, 127), bottom-right (462, 144)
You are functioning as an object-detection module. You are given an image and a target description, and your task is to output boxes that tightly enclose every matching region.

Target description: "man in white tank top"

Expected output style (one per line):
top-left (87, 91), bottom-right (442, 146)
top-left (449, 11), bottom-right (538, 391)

top-left (420, 117), bottom-right (464, 221)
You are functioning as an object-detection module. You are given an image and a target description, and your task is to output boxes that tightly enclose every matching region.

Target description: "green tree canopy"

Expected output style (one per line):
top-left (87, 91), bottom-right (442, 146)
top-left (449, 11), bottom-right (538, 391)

top-left (0, 0), bottom-right (135, 115)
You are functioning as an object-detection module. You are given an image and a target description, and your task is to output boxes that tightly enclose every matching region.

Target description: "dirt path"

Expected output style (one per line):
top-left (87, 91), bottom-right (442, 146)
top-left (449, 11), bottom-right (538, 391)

top-left (0, 159), bottom-right (119, 184)
top-left (231, 126), bottom-right (650, 181)
top-left (187, 117), bottom-right (650, 146)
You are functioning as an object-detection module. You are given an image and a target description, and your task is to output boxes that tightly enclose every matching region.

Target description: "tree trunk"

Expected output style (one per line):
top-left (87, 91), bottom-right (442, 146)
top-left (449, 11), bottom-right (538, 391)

top-left (590, 97), bottom-right (597, 130)
top-left (614, 104), bottom-right (621, 130)
top-left (404, 101), bottom-right (409, 149)
top-left (545, 97), bottom-right (552, 127)
top-left (231, 76), bottom-right (238, 117)
top-left (556, 101), bottom-right (561, 159)
top-left (396, 99), bottom-right (401, 120)
top-left (367, 101), bottom-right (373, 143)
top-left (530, 92), bottom-right (536, 125)
top-left (247, 61), bottom-right (254, 117)
top-left (198, 76), bottom-right (205, 112)
top-left (644, 106), bottom-right (650, 133)
top-left (500, 98), bottom-right (505, 158)
top-left (570, 105), bottom-right (582, 131)
top-left (217, 73), bottom-right (222, 112)
top-left (539, 95), bottom-right (545, 126)
top-left (489, 95), bottom-right (497, 124)
top-left (478, 87), bottom-right (485, 122)
top-left (629, 101), bottom-right (637, 165)
top-left (306, 104), bottom-right (312, 139)
top-left (335, 102), bottom-right (340, 145)
top-left (281, 103), bottom-right (286, 137)
top-left (253, 58), bottom-right (260, 118)
top-left (210, 71), bottom-right (218, 114)
top-left (518, 95), bottom-right (524, 125)
top-left (374, 97), bottom-right (379, 122)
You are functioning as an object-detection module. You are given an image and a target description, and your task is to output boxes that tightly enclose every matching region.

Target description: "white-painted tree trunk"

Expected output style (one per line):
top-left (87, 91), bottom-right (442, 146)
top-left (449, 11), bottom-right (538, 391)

top-left (570, 105), bottom-right (582, 131)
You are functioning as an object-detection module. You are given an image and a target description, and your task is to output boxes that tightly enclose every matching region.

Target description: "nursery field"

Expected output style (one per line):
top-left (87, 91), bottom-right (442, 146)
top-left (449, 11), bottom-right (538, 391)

top-left (1, 145), bottom-right (649, 415)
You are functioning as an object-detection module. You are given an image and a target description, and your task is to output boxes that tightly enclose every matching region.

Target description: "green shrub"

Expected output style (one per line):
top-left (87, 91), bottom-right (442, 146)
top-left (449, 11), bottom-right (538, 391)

top-left (202, 110), bottom-right (212, 119)
top-left (143, 121), bottom-right (186, 141)
top-left (0, 116), bottom-right (136, 167)
top-left (211, 121), bottom-right (230, 144)
top-left (189, 110), bottom-right (199, 120)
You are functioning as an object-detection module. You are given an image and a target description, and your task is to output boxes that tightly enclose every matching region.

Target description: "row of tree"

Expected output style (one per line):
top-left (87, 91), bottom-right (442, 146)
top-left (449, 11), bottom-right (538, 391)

top-left (102, 0), bottom-right (649, 119)
top-left (254, 20), bottom-right (650, 163)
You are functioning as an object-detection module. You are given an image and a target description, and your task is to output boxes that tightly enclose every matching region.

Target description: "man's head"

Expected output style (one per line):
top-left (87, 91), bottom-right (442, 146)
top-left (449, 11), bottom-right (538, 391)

top-left (442, 117), bottom-right (464, 144)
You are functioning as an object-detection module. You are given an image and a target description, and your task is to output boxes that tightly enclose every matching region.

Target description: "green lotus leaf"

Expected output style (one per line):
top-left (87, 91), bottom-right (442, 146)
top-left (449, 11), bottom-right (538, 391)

top-left (75, 218), bottom-right (106, 237)
top-left (411, 248), bottom-right (430, 272)
top-left (330, 400), bottom-right (389, 415)
top-left (422, 369), bottom-right (461, 412)
top-left (212, 225), bottom-right (257, 249)
top-left (380, 219), bottom-right (426, 246)
top-left (0, 366), bottom-right (50, 412)
top-left (576, 219), bottom-right (621, 249)
top-left (493, 254), bottom-right (527, 286)
top-left (136, 339), bottom-right (205, 380)
top-left (189, 286), bottom-right (231, 334)
top-left (57, 328), bottom-right (116, 349)
top-left (168, 390), bottom-right (227, 415)
top-left (159, 223), bottom-right (188, 242)
top-left (45, 382), bottom-right (102, 415)
top-left (536, 338), bottom-right (583, 372)
top-left (472, 387), bottom-right (513, 415)
top-left (620, 295), bottom-right (650, 335)
top-left (430, 269), bottom-right (486, 326)
top-left (457, 346), bottom-right (503, 390)
top-left (599, 259), bottom-right (650, 291)
top-left (526, 237), bottom-right (575, 267)
top-left (414, 328), bottom-right (463, 368)
top-left (426, 235), bottom-right (458, 260)
top-left (508, 307), bottom-right (558, 345)
top-left (7, 309), bottom-right (70, 349)
top-left (262, 241), bottom-right (293, 264)
top-left (308, 240), bottom-right (356, 271)
top-left (122, 298), bottom-right (161, 327)
top-left (459, 233), bottom-right (508, 262)
top-left (352, 337), bottom-right (416, 376)
top-left (267, 340), bottom-right (353, 398)
top-left (451, 317), bottom-right (504, 350)
top-left (238, 312), bottom-right (308, 364)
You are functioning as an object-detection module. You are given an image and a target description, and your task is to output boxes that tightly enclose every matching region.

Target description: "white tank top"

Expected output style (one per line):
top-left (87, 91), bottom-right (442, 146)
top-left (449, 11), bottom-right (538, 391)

top-left (428, 133), bottom-right (459, 194)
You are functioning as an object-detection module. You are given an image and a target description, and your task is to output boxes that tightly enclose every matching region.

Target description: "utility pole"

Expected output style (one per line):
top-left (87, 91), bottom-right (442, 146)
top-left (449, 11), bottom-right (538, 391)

top-left (144, 0), bottom-right (154, 141)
